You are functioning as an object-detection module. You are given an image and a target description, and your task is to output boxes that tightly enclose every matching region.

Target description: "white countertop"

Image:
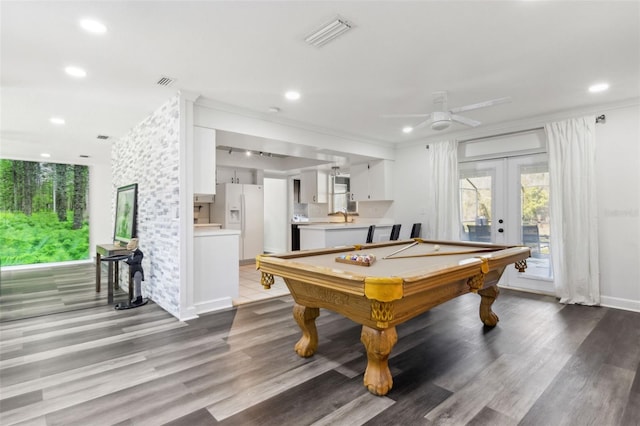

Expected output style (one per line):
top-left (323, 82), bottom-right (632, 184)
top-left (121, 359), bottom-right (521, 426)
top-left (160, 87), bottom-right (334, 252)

top-left (302, 223), bottom-right (392, 230)
top-left (194, 228), bottom-right (241, 237)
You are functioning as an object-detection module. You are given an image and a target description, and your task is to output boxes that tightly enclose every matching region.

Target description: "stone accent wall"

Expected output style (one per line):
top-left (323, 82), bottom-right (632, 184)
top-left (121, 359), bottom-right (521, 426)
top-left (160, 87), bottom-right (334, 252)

top-left (112, 95), bottom-right (181, 316)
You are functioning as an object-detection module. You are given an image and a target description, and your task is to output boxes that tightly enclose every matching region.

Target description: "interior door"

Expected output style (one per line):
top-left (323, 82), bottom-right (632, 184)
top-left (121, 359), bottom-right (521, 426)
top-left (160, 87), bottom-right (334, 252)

top-left (459, 154), bottom-right (554, 294)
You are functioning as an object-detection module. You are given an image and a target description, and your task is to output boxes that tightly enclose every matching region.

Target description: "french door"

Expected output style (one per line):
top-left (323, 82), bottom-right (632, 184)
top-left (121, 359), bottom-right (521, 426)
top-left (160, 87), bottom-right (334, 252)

top-left (459, 154), bottom-right (555, 294)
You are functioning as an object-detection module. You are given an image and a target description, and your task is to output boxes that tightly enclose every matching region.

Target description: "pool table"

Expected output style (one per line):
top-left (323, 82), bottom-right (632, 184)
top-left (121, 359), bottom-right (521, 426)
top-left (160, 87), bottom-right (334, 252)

top-left (256, 239), bottom-right (530, 396)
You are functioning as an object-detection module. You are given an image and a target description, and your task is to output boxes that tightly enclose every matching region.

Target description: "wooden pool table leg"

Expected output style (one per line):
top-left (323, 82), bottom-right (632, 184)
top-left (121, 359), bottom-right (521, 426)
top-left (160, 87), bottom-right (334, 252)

top-left (478, 285), bottom-right (500, 326)
top-left (293, 304), bottom-right (319, 357)
top-left (361, 325), bottom-right (398, 396)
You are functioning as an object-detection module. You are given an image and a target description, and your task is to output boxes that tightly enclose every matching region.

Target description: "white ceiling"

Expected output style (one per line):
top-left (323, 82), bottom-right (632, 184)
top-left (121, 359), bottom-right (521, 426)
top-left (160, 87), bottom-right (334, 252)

top-left (1, 1), bottom-right (639, 166)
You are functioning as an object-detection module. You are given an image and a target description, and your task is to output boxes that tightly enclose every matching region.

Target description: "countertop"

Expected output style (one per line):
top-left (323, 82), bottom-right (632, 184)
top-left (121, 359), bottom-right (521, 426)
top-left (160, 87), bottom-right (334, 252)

top-left (301, 223), bottom-right (392, 230)
top-left (194, 228), bottom-right (240, 237)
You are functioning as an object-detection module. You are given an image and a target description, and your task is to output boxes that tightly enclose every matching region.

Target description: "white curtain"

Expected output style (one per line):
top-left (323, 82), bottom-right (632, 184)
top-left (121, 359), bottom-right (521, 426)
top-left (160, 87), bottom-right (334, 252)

top-left (424, 140), bottom-right (460, 240)
top-left (546, 116), bottom-right (600, 305)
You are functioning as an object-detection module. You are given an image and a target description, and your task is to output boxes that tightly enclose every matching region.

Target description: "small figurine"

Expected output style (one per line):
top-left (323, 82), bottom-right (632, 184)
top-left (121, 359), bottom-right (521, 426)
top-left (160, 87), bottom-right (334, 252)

top-left (115, 238), bottom-right (148, 310)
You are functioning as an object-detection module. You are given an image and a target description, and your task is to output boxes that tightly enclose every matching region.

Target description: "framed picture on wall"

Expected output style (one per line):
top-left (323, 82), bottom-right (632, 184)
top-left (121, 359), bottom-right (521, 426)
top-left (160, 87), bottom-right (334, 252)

top-left (114, 183), bottom-right (138, 245)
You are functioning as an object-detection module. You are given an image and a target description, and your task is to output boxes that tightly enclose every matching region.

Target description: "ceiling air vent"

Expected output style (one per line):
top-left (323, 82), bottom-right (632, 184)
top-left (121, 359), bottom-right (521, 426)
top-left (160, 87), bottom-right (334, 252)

top-left (156, 76), bottom-right (176, 87)
top-left (305, 16), bottom-right (353, 48)
top-left (96, 135), bottom-right (110, 140)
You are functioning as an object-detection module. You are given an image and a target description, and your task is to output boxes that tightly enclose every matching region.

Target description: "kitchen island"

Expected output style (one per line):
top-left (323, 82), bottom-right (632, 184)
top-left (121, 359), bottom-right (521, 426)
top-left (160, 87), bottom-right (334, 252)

top-left (300, 223), bottom-right (393, 250)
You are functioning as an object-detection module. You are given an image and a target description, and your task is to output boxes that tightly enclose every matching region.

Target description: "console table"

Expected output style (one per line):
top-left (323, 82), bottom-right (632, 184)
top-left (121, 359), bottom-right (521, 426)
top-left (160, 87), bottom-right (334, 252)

top-left (96, 244), bottom-right (132, 304)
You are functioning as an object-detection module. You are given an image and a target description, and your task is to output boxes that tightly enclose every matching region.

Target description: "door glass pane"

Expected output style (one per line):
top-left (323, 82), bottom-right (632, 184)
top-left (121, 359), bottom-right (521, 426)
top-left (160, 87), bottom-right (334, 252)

top-left (459, 172), bottom-right (492, 242)
top-left (520, 165), bottom-right (552, 278)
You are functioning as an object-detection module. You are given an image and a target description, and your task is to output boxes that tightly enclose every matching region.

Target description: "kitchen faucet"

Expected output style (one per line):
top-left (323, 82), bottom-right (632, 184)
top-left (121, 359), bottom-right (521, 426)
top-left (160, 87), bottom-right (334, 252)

top-left (339, 209), bottom-right (348, 223)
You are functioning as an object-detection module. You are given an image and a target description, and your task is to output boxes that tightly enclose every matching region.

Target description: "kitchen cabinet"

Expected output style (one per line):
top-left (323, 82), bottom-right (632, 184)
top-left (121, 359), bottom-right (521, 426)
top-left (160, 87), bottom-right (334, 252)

top-left (350, 160), bottom-right (393, 201)
top-left (300, 170), bottom-right (328, 203)
top-left (194, 194), bottom-right (214, 203)
top-left (217, 166), bottom-right (257, 185)
top-left (194, 126), bottom-right (216, 195)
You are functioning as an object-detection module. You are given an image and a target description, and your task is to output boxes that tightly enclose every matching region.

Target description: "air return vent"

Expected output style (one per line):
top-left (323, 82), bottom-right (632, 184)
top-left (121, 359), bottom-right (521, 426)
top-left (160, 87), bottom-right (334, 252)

top-left (156, 76), bottom-right (176, 87)
top-left (305, 16), bottom-right (353, 48)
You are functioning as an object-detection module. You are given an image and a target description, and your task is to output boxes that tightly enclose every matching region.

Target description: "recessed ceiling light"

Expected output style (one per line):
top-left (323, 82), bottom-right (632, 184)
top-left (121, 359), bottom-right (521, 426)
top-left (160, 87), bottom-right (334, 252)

top-left (246, 151), bottom-right (252, 156)
top-left (80, 18), bottom-right (107, 34)
top-left (65, 66), bottom-right (87, 78)
top-left (50, 117), bottom-right (65, 125)
top-left (285, 91), bottom-right (301, 101)
top-left (588, 82), bottom-right (609, 93)
top-left (40, 153), bottom-right (51, 158)
top-left (402, 126), bottom-right (413, 134)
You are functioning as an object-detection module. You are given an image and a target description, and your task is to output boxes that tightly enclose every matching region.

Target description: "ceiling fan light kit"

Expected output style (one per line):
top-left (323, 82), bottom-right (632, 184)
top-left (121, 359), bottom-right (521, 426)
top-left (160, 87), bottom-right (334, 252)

top-left (388, 91), bottom-right (511, 133)
top-left (430, 111), bottom-right (452, 131)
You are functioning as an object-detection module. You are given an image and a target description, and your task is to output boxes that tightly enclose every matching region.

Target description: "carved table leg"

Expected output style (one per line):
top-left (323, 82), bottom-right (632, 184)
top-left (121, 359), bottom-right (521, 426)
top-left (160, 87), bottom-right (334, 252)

top-left (292, 304), bottom-right (320, 357)
top-left (478, 285), bottom-right (500, 326)
top-left (360, 325), bottom-right (398, 396)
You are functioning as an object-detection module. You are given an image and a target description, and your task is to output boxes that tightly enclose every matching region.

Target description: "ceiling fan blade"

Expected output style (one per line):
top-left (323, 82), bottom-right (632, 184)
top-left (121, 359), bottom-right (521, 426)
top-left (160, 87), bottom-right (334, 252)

top-left (411, 115), bottom-right (433, 130)
top-left (449, 96), bottom-right (511, 114)
top-left (451, 114), bottom-right (481, 127)
top-left (381, 113), bottom-right (430, 118)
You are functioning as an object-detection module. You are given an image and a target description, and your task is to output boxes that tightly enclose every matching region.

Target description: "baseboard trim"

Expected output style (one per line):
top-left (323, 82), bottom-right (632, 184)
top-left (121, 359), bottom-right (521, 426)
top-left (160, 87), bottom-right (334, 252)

top-left (600, 295), bottom-right (640, 313)
top-left (193, 297), bottom-right (234, 315)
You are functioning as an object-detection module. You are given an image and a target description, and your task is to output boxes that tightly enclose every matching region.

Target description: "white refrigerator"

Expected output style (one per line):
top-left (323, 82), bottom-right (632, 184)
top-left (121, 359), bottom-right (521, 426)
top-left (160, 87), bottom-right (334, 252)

top-left (213, 183), bottom-right (264, 261)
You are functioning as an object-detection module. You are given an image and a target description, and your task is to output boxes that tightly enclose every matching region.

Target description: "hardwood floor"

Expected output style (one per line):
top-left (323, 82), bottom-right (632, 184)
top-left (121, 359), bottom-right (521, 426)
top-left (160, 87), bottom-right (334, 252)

top-left (0, 262), bottom-right (129, 322)
top-left (0, 263), bottom-right (288, 322)
top-left (1, 267), bottom-right (639, 425)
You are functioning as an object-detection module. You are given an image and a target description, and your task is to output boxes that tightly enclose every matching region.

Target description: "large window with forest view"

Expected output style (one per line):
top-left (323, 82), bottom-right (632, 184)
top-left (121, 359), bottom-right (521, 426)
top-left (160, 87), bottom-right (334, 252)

top-left (0, 159), bottom-right (90, 266)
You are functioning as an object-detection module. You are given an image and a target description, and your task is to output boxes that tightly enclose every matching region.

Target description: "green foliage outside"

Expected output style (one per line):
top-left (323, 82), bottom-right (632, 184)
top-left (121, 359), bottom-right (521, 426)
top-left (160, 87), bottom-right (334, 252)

top-left (0, 159), bottom-right (89, 266)
top-left (0, 211), bottom-right (89, 266)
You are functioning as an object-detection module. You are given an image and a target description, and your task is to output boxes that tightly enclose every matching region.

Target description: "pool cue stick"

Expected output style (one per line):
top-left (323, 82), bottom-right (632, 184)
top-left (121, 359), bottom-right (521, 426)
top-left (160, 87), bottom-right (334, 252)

top-left (382, 241), bottom-right (420, 259)
top-left (386, 248), bottom-right (499, 259)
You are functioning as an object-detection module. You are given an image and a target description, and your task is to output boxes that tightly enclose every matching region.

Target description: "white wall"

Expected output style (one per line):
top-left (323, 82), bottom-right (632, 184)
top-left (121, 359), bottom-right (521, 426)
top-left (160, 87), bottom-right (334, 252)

top-left (263, 177), bottom-right (288, 253)
top-left (595, 103), bottom-right (640, 311)
top-left (394, 101), bottom-right (640, 312)
top-left (393, 144), bottom-right (430, 240)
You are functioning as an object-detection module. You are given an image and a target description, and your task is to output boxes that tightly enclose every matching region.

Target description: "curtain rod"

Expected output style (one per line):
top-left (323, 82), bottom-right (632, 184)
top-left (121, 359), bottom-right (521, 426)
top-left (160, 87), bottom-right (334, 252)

top-left (458, 114), bottom-right (606, 144)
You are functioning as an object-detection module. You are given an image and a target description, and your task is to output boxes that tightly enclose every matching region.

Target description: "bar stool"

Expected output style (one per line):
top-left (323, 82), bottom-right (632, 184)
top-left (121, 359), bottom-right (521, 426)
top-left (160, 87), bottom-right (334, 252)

top-left (366, 225), bottom-right (376, 243)
top-left (410, 223), bottom-right (422, 238)
top-left (390, 224), bottom-right (401, 240)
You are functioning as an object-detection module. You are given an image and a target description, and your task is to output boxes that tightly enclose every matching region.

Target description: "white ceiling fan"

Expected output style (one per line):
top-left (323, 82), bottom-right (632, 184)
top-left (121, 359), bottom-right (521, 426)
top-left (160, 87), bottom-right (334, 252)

top-left (387, 91), bottom-right (511, 132)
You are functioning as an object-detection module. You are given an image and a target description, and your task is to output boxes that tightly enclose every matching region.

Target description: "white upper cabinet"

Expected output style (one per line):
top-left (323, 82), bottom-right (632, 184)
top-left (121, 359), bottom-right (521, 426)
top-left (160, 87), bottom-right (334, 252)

top-left (300, 170), bottom-right (328, 204)
top-left (216, 167), bottom-right (258, 184)
top-left (350, 160), bottom-right (393, 201)
top-left (193, 126), bottom-right (216, 195)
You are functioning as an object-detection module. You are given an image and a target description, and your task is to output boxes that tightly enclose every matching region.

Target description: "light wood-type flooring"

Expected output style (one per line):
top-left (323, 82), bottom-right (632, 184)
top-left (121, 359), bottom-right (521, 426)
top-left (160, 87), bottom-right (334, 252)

top-left (1, 265), bottom-right (639, 425)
